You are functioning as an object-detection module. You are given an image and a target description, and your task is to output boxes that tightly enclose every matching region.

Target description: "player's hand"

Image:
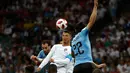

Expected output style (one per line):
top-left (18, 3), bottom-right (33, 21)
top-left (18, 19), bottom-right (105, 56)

top-left (34, 60), bottom-right (40, 66)
top-left (97, 63), bottom-right (106, 68)
top-left (94, 0), bottom-right (98, 6)
top-left (30, 55), bottom-right (37, 60)
top-left (50, 58), bottom-right (54, 62)
top-left (37, 67), bottom-right (41, 72)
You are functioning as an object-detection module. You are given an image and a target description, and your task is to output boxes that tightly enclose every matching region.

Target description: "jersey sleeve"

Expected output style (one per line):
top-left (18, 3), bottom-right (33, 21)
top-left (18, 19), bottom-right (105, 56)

top-left (71, 46), bottom-right (73, 51)
top-left (36, 58), bottom-right (43, 62)
top-left (37, 50), bottom-right (45, 62)
top-left (80, 27), bottom-right (89, 36)
top-left (54, 47), bottom-right (72, 65)
top-left (37, 50), bottom-right (45, 58)
top-left (54, 54), bottom-right (72, 65)
top-left (37, 50), bottom-right (42, 58)
top-left (38, 45), bottom-right (56, 68)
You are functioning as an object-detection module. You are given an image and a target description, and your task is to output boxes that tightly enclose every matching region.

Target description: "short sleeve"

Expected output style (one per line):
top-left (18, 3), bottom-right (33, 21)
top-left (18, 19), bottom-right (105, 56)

top-left (80, 27), bottom-right (89, 36)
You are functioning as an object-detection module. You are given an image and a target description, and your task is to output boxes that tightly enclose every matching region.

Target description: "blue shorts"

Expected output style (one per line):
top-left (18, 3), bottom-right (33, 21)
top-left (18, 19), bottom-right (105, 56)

top-left (73, 62), bottom-right (94, 73)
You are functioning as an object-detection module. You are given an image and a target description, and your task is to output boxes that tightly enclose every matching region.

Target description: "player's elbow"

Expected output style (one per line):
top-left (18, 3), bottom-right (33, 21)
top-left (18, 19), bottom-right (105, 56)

top-left (65, 55), bottom-right (72, 64)
top-left (66, 54), bottom-right (72, 61)
top-left (65, 58), bottom-right (71, 64)
top-left (37, 58), bottom-right (43, 62)
top-left (87, 18), bottom-right (97, 29)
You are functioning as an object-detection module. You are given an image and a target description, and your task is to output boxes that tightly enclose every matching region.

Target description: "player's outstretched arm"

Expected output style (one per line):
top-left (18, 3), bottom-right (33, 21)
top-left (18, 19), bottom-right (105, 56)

top-left (86, 0), bottom-right (98, 30)
top-left (50, 54), bottom-right (72, 65)
top-left (37, 46), bottom-right (55, 72)
top-left (92, 62), bottom-right (106, 68)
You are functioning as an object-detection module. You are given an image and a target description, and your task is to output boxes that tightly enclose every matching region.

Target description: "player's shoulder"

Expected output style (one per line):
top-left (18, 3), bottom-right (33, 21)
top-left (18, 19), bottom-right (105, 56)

top-left (39, 50), bottom-right (45, 55)
top-left (72, 27), bottom-right (89, 41)
top-left (53, 44), bottom-right (62, 47)
top-left (39, 50), bottom-right (44, 53)
top-left (82, 27), bottom-right (88, 30)
top-left (72, 33), bottom-right (80, 42)
top-left (80, 27), bottom-right (89, 33)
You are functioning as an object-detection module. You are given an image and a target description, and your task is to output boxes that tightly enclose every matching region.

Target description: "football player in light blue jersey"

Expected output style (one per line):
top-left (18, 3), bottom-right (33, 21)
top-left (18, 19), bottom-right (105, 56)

top-left (37, 49), bottom-right (47, 60)
top-left (30, 40), bottom-right (51, 73)
top-left (71, 0), bottom-right (106, 73)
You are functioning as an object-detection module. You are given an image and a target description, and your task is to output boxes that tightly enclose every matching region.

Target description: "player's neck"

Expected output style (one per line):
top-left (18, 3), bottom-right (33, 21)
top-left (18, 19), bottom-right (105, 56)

top-left (62, 42), bottom-right (70, 46)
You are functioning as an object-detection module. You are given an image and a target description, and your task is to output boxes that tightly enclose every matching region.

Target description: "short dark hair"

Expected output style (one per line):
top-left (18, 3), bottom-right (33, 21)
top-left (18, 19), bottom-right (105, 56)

top-left (25, 65), bottom-right (34, 73)
top-left (48, 64), bottom-right (57, 73)
top-left (63, 29), bottom-right (72, 35)
top-left (42, 40), bottom-right (51, 46)
top-left (63, 24), bottom-right (75, 36)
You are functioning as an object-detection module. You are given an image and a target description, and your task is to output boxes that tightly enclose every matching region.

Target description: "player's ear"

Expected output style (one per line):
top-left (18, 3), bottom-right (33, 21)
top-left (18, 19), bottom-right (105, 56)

top-left (70, 35), bottom-right (72, 40)
top-left (48, 46), bottom-right (51, 49)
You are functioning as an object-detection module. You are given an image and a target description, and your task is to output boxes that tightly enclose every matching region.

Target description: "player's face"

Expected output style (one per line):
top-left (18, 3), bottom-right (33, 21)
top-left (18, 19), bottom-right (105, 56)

top-left (42, 43), bottom-right (50, 54)
top-left (62, 32), bottom-right (71, 43)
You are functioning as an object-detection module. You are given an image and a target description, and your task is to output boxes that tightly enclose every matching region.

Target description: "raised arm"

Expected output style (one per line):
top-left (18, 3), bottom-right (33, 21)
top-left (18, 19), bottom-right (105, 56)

top-left (37, 46), bottom-right (55, 72)
top-left (86, 0), bottom-right (98, 30)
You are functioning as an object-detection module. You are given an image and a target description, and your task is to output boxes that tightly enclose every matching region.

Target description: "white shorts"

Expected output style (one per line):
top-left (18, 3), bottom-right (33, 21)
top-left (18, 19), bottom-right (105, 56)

top-left (66, 60), bottom-right (74, 73)
top-left (66, 66), bottom-right (73, 73)
top-left (57, 67), bottom-right (66, 73)
top-left (66, 64), bottom-right (74, 73)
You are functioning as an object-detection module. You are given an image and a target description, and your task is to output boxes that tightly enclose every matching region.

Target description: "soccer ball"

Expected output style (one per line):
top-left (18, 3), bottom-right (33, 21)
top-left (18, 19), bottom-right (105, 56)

top-left (56, 18), bottom-right (67, 30)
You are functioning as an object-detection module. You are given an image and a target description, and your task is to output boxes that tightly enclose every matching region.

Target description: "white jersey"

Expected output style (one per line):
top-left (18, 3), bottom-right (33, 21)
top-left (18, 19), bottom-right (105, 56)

top-left (66, 58), bottom-right (74, 73)
top-left (39, 44), bottom-right (74, 73)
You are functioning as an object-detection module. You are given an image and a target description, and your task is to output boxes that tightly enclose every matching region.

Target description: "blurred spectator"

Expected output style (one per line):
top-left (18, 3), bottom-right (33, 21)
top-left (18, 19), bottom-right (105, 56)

top-left (127, 47), bottom-right (130, 56)
top-left (24, 65), bottom-right (35, 73)
top-left (97, 5), bottom-right (107, 20)
top-left (109, 0), bottom-right (118, 24)
top-left (117, 59), bottom-right (127, 73)
top-left (0, 0), bottom-right (130, 73)
top-left (109, 63), bottom-right (120, 73)
top-left (126, 59), bottom-right (130, 73)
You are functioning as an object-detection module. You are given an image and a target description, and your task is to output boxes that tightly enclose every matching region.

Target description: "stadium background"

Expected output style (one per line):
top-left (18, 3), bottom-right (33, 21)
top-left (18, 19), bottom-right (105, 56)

top-left (0, 0), bottom-right (130, 73)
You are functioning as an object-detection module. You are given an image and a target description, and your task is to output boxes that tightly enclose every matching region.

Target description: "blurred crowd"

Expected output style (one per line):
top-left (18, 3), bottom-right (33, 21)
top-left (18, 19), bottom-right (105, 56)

top-left (92, 18), bottom-right (130, 73)
top-left (0, 0), bottom-right (130, 73)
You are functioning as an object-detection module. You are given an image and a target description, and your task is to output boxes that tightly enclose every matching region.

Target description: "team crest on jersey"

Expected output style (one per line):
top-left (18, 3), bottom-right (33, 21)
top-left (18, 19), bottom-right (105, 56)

top-left (64, 48), bottom-right (67, 52)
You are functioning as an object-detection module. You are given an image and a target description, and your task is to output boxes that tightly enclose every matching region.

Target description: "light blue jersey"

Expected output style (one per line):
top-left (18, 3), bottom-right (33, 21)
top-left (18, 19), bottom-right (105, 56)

top-left (37, 50), bottom-right (48, 73)
top-left (37, 50), bottom-right (46, 58)
top-left (71, 27), bottom-right (93, 66)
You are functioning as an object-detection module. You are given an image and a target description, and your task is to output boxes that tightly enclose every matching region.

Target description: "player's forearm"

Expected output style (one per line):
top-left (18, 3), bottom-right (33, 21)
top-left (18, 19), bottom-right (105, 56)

top-left (89, 6), bottom-right (97, 25)
top-left (39, 56), bottom-right (49, 68)
top-left (92, 62), bottom-right (98, 68)
top-left (92, 62), bottom-right (106, 68)
top-left (54, 54), bottom-right (72, 65)
top-left (38, 50), bottom-right (54, 68)
top-left (86, 0), bottom-right (98, 29)
top-left (36, 58), bottom-right (43, 62)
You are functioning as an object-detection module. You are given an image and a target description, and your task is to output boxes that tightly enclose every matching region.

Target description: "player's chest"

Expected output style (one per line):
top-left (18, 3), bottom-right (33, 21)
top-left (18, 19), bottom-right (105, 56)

top-left (55, 47), bottom-right (70, 55)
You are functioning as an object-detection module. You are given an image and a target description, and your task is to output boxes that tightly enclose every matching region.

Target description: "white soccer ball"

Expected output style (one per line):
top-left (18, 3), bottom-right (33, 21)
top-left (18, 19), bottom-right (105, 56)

top-left (56, 18), bottom-right (67, 30)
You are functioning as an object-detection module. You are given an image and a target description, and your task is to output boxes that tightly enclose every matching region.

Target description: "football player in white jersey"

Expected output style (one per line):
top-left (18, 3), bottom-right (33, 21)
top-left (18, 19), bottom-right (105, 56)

top-left (37, 30), bottom-right (74, 73)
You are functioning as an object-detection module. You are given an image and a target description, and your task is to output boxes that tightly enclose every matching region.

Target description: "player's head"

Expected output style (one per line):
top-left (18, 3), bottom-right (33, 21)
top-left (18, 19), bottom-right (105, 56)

top-left (42, 40), bottom-right (51, 54)
top-left (92, 68), bottom-right (103, 73)
top-left (25, 65), bottom-right (34, 73)
top-left (48, 64), bottom-right (57, 73)
top-left (62, 29), bottom-right (72, 44)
